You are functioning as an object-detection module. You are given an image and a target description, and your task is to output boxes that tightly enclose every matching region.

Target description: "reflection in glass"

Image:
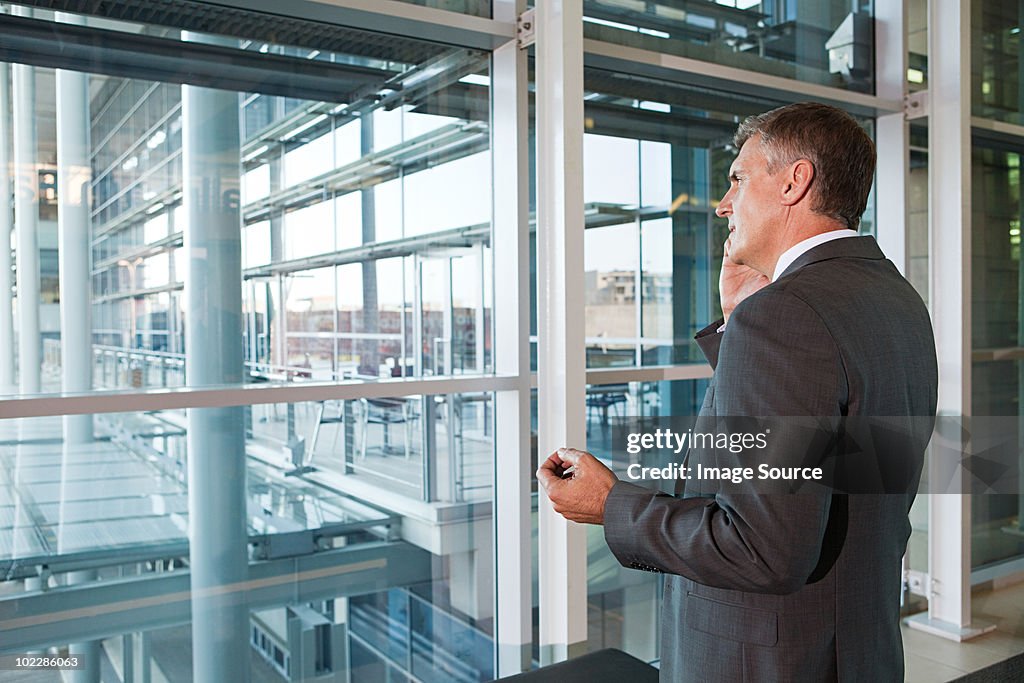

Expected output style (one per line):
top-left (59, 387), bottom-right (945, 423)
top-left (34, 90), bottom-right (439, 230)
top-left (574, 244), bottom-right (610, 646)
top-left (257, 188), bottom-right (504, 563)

top-left (581, 379), bottom-right (704, 662)
top-left (974, 0), bottom-right (1024, 124)
top-left (0, 8), bottom-right (498, 679)
top-left (1, 393), bottom-right (495, 678)
top-left (585, 222), bottom-right (638, 367)
top-left (7, 13), bottom-right (493, 398)
top-left (971, 138), bottom-right (1024, 571)
top-left (583, 0), bottom-right (875, 92)
top-left (576, 69), bottom-right (877, 368)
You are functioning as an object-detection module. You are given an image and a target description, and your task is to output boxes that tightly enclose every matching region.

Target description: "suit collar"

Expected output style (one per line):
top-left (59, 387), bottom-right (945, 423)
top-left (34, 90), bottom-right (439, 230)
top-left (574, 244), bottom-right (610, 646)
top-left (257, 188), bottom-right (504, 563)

top-left (777, 235), bottom-right (885, 280)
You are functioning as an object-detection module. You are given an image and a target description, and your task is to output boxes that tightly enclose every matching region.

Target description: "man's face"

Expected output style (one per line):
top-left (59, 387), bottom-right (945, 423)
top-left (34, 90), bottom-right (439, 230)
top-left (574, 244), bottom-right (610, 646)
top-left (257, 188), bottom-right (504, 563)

top-left (715, 136), bottom-right (783, 273)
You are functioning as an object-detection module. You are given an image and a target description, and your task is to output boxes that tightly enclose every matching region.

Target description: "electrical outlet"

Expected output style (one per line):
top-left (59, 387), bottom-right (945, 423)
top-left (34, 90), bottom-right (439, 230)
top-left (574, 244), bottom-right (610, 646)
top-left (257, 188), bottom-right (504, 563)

top-left (904, 570), bottom-right (930, 596)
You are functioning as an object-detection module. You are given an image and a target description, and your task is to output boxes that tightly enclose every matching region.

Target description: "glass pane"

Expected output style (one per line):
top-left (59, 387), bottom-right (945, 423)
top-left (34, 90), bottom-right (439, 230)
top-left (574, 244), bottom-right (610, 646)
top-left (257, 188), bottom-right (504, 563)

top-left (582, 0), bottom-right (875, 93)
top-left (391, 0), bottom-right (491, 18)
top-left (971, 362), bottom-right (1024, 568)
top-left (973, 143), bottom-right (1022, 350)
top-left (972, 140), bottom-right (1024, 571)
top-left (4, 11), bottom-right (492, 398)
top-left (585, 222), bottom-right (638, 367)
top-left (575, 69), bottom-right (877, 369)
top-left (584, 379), bottom-right (705, 662)
top-left (908, 0), bottom-right (928, 89)
top-left (973, 0), bottom-right (1024, 124)
top-left (0, 394), bottom-right (495, 679)
top-left (0, 7), bottom-right (497, 681)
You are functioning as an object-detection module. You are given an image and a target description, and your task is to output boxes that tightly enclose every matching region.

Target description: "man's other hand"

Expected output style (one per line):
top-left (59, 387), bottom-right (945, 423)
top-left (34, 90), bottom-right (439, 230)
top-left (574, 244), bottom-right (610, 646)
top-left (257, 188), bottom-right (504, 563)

top-left (536, 447), bottom-right (618, 525)
top-left (721, 235), bottom-right (770, 323)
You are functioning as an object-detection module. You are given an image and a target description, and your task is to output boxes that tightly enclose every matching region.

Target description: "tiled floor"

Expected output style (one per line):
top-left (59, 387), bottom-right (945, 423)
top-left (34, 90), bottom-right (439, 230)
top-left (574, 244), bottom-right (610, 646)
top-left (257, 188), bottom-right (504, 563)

top-left (904, 578), bottom-right (1024, 682)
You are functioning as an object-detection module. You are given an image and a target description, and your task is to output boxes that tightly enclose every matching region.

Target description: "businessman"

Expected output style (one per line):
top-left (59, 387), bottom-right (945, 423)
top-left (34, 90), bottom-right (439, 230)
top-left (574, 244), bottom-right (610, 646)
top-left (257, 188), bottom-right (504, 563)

top-left (537, 102), bottom-right (938, 681)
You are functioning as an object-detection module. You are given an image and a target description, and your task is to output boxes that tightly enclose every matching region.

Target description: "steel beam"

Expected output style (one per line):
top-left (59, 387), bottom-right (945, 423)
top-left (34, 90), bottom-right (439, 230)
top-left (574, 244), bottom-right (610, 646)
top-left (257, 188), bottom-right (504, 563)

top-left (0, 13), bottom-right (383, 104)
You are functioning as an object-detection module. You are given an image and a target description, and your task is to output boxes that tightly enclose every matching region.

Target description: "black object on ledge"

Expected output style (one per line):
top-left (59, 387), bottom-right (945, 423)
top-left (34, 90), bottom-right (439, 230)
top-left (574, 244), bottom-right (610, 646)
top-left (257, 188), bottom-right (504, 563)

top-left (494, 648), bottom-right (659, 683)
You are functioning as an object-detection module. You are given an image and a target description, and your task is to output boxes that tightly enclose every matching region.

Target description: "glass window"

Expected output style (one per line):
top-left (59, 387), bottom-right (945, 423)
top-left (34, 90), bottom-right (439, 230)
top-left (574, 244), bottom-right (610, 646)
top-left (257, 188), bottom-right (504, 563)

top-left (335, 191), bottom-right (363, 250)
top-left (284, 129), bottom-right (333, 186)
top-left (973, 0), bottom-right (1023, 124)
top-left (971, 139), bottom-right (1024, 571)
top-left (582, 0), bottom-right (875, 93)
top-left (243, 164), bottom-right (271, 204)
top-left (285, 200), bottom-right (336, 260)
top-left (0, 9), bottom-right (496, 672)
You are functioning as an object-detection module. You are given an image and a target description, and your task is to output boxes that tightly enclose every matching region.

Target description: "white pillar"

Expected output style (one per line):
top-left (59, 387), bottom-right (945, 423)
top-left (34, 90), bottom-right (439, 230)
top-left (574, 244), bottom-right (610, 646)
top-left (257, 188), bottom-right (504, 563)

top-left (492, 1), bottom-right (532, 673)
top-left (56, 12), bottom-right (93, 443)
top-left (536, 0), bottom-right (588, 664)
top-left (182, 32), bottom-right (250, 683)
top-left (905, 0), bottom-right (993, 642)
top-left (0, 64), bottom-right (14, 393)
top-left (56, 13), bottom-right (99, 679)
top-left (12, 6), bottom-right (39, 394)
top-left (873, 0), bottom-right (908, 273)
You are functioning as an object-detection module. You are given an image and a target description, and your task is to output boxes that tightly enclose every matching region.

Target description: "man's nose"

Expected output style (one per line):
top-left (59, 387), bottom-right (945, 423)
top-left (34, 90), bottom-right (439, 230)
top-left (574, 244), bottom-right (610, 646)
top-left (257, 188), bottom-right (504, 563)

top-left (715, 194), bottom-right (731, 217)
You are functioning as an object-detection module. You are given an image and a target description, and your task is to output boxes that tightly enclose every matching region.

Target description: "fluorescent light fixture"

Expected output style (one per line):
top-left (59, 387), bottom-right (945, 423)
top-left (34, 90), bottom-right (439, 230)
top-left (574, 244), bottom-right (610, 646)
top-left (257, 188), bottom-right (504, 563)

top-left (458, 74), bottom-right (490, 87)
top-left (307, 50), bottom-right (321, 59)
top-left (242, 144), bottom-right (270, 163)
top-left (146, 202), bottom-right (165, 215)
top-left (147, 130), bottom-right (166, 149)
top-left (330, 103), bottom-right (349, 115)
top-left (122, 156), bottom-right (139, 171)
top-left (907, 68), bottom-right (924, 84)
top-left (638, 27), bottom-right (670, 38)
top-left (259, 43), bottom-right (269, 53)
top-left (583, 16), bottom-right (638, 32)
top-left (142, 191), bottom-right (157, 201)
top-left (281, 114), bottom-right (328, 141)
top-left (639, 100), bottom-right (671, 112)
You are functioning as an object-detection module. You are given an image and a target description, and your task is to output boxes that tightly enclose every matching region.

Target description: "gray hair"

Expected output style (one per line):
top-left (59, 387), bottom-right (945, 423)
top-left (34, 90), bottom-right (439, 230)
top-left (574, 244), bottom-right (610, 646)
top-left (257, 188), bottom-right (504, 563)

top-left (734, 102), bottom-right (875, 230)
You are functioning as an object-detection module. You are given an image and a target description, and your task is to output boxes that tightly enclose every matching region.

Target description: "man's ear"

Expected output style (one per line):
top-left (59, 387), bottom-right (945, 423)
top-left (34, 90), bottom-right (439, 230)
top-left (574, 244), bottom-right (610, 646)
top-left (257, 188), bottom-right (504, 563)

top-left (779, 158), bottom-right (814, 206)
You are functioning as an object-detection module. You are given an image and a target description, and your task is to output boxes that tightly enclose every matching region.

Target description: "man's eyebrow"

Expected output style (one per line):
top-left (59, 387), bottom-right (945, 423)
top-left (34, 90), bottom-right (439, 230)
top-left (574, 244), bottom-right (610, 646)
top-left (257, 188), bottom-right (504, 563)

top-left (728, 169), bottom-right (743, 181)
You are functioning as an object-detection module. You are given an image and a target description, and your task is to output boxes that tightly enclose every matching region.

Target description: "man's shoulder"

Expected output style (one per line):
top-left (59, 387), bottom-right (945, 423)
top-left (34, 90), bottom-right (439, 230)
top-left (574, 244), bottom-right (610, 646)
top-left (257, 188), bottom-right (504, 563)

top-left (729, 277), bottom-right (826, 329)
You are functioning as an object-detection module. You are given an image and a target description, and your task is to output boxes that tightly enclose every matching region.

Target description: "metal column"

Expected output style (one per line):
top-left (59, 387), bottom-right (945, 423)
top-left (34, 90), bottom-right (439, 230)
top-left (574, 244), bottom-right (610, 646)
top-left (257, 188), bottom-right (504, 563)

top-left (0, 64), bottom-right (13, 392)
top-left (56, 11), bottom-right (93, 443)
top-left (491, 4), bottom-right (532, 672)
top-left (873, 0), bottom-right (909, 273)
top-left (905, 0), bottom-right (993, 642)
top-left (359, 114), bottom-right (379, 376)
top-left (535, 0), bottom-right (588, 664)
top-left (56, 12), bottom-right (99, 679)
top-left (12, 6), bottom-right (39, 394)
top-left (182, 31), bottom-right (250, 682)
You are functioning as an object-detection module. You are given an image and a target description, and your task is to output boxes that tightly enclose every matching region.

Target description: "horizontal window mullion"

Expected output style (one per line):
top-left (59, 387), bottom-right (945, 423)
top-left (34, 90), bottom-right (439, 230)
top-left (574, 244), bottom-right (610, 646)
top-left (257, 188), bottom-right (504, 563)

top-left (0, 374), bottom-right (522, 419)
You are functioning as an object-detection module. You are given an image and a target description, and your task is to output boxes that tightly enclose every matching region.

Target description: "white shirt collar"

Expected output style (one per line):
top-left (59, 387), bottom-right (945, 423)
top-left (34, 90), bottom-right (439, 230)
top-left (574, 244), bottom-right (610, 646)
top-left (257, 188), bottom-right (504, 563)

top-left (771, 229), bottom-right (860, 282)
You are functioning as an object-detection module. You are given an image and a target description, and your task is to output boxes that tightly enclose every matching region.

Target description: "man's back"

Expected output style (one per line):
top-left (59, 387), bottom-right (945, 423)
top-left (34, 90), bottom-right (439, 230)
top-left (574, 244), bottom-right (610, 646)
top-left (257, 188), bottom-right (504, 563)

top-left (660, 236), bottom-right (937, 681)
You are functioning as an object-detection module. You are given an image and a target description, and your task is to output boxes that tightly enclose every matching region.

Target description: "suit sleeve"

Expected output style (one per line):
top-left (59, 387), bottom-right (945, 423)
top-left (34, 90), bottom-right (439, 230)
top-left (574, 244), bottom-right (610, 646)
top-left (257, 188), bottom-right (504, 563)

top-left (694, 319), bottom-right (725, 370)
top-left (603, 287), bottom-right (844, 594)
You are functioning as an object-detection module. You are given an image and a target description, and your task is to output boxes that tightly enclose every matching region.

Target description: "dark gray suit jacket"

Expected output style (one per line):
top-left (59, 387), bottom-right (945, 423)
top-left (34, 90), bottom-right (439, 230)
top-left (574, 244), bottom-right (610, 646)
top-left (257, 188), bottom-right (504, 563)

top-left (603, 236), bottom-right (937, 682)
